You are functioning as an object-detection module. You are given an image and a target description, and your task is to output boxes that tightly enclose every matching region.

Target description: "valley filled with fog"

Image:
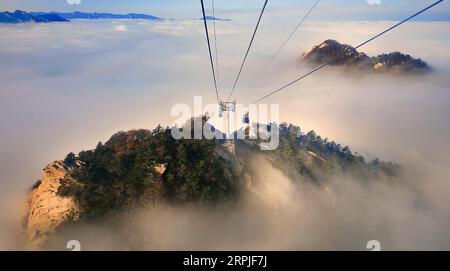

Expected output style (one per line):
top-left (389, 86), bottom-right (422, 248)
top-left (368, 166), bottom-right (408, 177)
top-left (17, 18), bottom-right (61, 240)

top-left (0, 17), bottom-right (449, 250)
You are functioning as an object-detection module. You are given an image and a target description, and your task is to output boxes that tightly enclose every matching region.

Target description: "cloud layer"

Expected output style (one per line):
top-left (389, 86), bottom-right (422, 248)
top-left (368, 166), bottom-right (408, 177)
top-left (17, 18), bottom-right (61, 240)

top-left (0, 17), bottom-right (449, 250)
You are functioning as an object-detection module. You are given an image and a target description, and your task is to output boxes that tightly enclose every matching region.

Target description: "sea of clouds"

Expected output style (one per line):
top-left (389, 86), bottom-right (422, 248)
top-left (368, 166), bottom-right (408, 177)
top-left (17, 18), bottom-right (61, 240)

top-left (0, 12), bottom-right (449, 250)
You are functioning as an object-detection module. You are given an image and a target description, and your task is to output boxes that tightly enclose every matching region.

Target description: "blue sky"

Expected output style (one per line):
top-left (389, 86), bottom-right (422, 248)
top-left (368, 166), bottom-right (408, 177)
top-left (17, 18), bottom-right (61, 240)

top-left (0, 0), bottom-right (449, 21)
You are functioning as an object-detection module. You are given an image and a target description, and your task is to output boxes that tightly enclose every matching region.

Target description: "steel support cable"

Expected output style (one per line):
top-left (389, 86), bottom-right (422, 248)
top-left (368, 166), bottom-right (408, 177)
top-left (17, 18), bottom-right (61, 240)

top-left (200, 0), bottom-right (220, 103)
top-left (251, 0), bottom-right (445, 104)
top-left (228, 0), bottom-right (269, 101)
top-left (240, 0), bottom-right (321, 100)
top-left (211, 0), bottom-right (220, 94)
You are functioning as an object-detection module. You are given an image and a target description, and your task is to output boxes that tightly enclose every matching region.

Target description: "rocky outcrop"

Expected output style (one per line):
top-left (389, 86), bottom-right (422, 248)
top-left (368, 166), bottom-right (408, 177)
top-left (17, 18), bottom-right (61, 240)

top-left (154, 163), bottom-right (167, 175)
top-left (23, 161), bottom-right (80, 249)
top-left (215, 140), bottom-right (236, 161)
top-left (23, 159), bottom-right (171, 248)
top-left (216, 140), bottom-right (246, 177)
top-left (371, 52), bottom-right (429, 73)
top-left (302, 39), bottom-right (430, 74)
top-left (303, 39), bottom-right (370, 66)
top-left (106, 129), bottom-right (153, 154)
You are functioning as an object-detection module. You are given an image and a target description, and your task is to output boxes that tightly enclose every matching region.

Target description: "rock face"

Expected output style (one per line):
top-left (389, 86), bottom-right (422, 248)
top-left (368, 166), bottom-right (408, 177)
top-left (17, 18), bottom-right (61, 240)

top-left (23, 159), bottom-right (170, 248)
top-left (302, 39), bottom-right (430, 74)
top-left (303, 39), bottom-right (370, 66)
top-left (23, 161), bottom-right (80, 249)
top-left (215, 140), bottom-right (236, 160)
top-left (106, 129), bottom-right (153, 154)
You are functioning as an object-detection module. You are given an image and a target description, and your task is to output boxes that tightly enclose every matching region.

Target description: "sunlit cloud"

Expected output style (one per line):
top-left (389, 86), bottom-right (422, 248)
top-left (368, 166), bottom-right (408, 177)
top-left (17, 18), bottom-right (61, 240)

top-left (0, 15), bottom-right (449, 249)
top-left (114, 24), bottom-right (128, 31)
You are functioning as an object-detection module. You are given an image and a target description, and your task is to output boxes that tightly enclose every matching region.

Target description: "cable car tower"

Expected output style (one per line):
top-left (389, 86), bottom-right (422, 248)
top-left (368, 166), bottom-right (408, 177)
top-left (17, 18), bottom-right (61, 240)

top-left (200, 0), bottom-right (269, 139)
top-left (219, 100), bottom-right (237, 138)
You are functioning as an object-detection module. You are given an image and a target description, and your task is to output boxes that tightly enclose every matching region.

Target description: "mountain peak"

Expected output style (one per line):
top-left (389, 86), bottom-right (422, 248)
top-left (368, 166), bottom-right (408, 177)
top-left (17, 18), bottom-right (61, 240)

top-left (22, 119), bottom-right (399, 248)
top-left (302, 39), bottom-right (430, 74)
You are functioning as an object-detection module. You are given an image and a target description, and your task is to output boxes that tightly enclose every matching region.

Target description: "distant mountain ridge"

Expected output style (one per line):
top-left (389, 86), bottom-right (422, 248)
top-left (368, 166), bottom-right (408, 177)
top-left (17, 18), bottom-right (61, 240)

top-left (31, 11), bottom-right (161, 20)
top-left (0, 10), bottom-right (68, 23)
top-left (0, 10), bottom-right (161, 24)
top-left (0, 10), bottom-right (231, 24)
top-left (200, 16), bottom-right (232, 21)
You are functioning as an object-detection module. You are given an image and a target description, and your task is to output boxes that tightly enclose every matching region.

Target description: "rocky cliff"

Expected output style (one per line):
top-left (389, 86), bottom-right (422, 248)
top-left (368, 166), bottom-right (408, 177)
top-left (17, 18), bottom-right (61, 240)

top-left (23, 161), bottom-right (80, 249)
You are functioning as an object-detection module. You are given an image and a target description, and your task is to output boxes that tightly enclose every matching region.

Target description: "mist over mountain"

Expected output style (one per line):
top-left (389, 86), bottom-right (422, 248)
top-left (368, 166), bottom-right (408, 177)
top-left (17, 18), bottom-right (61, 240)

top-left (302, 39), bottom-right (430, 74)
top-left (0, 17), bottom-right (448, 251)
top-left (22, 118), bottom-right (399, 249)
